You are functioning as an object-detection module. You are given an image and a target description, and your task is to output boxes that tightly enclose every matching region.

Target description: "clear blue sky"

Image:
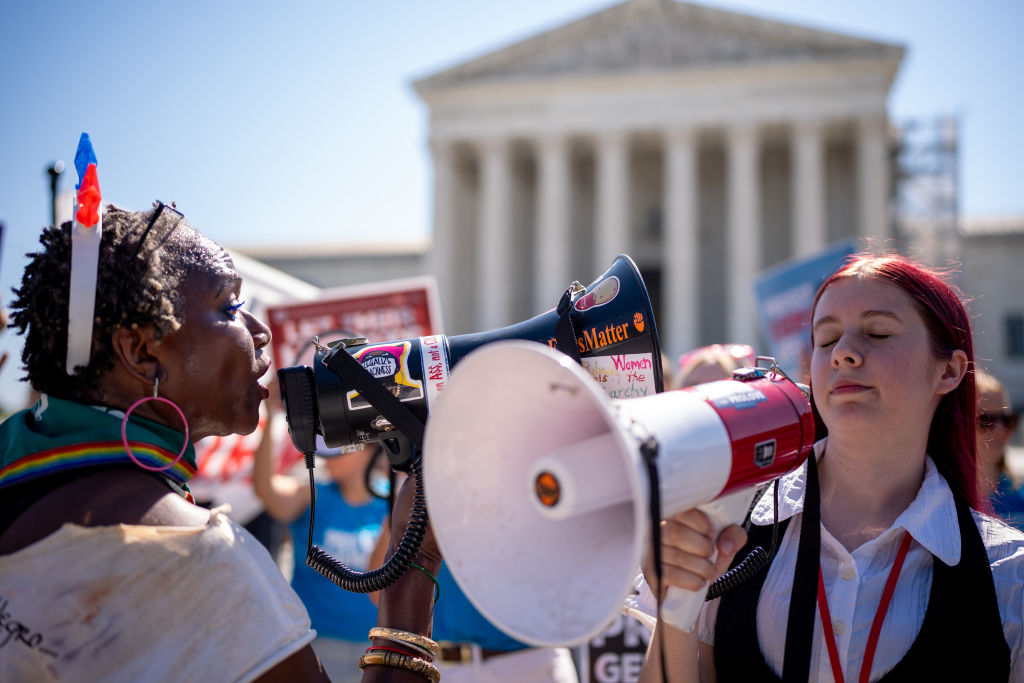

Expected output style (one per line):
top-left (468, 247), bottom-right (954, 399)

top-left (1, 0), bottom-right (1021, 411)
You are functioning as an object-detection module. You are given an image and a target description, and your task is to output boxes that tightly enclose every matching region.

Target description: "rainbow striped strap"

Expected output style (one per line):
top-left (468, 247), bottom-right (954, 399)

top-left (0, 440), bottom-right (197, 490)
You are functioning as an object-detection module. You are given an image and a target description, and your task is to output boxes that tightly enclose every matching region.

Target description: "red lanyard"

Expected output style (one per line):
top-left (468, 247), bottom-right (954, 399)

top-left (815, 531), bottom-right (913, 683)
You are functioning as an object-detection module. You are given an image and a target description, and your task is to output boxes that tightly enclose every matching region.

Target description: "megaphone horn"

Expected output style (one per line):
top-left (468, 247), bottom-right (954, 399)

top-left (423, 341), bottom-right (815, 647)
top-left (277, 254), bottom-right (664, 468)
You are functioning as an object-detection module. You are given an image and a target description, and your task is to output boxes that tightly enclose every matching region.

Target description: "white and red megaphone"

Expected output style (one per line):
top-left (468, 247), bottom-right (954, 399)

top-left (423, 341), bottom-right (815, 646)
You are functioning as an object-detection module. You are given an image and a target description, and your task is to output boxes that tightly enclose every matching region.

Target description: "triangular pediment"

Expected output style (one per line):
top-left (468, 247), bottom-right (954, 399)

top-left (414, 0), bottom-right (903, 92)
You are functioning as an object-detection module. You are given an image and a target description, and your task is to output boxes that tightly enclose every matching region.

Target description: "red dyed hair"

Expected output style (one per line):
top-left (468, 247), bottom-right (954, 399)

top-left (810, 252), bottom-right (979, 509)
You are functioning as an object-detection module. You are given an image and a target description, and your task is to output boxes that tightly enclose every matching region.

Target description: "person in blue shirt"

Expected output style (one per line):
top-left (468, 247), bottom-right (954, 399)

top-left (370, 495), bottom-right (581, 682)
top-left (977, 369), bottom-right (1024, 527)
top-left (253, 385), bottom-right (389, 683)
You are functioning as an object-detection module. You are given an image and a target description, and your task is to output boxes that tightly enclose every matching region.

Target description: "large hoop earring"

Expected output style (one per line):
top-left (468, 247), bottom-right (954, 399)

top-left (121, 376), bottom-right (190, 472)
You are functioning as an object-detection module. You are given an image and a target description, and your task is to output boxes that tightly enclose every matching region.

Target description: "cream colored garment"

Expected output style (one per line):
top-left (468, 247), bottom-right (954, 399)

top-left (0, 507), bottom-right (314, 682)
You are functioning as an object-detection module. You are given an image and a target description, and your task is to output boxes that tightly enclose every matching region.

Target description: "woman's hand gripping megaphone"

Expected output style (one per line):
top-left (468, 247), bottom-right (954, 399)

top-left (644, 491), bottom-right (752, 632)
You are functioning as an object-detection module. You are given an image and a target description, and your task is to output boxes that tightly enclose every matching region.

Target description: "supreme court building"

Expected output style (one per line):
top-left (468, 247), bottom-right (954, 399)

top-left (415, 0), bottom-right (904, 359)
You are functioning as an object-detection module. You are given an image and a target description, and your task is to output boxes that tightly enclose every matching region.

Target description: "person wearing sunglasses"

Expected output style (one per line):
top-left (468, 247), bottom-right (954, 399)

top-left (977, 369), bottom-right (1024, 528)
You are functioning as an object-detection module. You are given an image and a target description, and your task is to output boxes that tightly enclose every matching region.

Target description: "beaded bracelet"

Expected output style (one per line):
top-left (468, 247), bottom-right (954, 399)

top-left (358, 650), bottom-right (441, 683)
top-left (368, 626), bottom-right (440, 659)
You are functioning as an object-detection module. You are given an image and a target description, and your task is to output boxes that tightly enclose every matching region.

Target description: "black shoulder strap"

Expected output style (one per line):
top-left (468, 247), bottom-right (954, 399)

top-left (714, 516), bottom-right (792, 681)
top-left (554, 285), bottom-right (583, 364)
top-left (781, 452), bottom-right (821, 683)
top-left (321, 344), bottom-right (426, 450)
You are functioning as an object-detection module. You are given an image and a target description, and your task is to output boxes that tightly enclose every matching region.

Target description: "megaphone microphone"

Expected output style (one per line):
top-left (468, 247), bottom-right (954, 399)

top-left (423, 341), bottom-right (816, 646)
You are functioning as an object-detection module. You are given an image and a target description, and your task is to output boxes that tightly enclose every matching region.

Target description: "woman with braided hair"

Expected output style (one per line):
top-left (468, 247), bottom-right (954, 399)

top-left (0, 204), bottom-right (441, 682)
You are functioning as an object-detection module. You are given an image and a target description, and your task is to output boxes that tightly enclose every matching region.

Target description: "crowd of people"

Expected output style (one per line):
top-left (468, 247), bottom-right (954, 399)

top-left (0, 191), bottom-right (1022, 682)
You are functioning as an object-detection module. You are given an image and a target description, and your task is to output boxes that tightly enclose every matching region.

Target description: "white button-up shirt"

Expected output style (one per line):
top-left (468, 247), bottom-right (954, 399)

top-left (695, 440), bottom-right (1024, 682)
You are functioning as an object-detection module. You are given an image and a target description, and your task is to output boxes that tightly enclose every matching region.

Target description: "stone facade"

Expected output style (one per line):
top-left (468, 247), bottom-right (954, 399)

top-left (232, 2), bottom-right (1024, 414)
top-left (960, 217), bottom-right (1024, 410)
top-left (415, 0), bottom-right (904, 360)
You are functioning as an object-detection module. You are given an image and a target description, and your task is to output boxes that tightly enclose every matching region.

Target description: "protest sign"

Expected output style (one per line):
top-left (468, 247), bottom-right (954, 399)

top-left (266, 276), bottom-right (441, 366)
top-left (578, 614), bottom-right (651, 683)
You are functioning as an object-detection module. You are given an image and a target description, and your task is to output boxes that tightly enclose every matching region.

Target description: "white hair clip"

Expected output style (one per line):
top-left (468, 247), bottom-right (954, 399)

top-left (66, 133), bottom-right (103, 374)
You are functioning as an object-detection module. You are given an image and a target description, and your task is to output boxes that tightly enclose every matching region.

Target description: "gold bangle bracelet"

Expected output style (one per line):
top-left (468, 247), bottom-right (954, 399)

top-left (368, 626), bottom-right (440, 658)
top-left (358, 651), bottom-right (441, 683)
top-left (374, 637), bottom-right (435, 661)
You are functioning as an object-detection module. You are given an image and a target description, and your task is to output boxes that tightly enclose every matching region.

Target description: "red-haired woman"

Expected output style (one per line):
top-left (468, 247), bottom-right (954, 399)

top-left (639, 253), bottom-right (1024, 681)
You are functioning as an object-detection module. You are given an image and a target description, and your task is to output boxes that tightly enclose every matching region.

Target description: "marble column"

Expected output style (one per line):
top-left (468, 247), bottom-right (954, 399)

top-left (595, 131), bottom-right (630, 274)
top-left (427, 138), bottom-right (456, 331)
top-left (477, 138), bottom-right (512, 330)
top-left (663, 128), bottom-right (699, 359)
top-left (535, 134), bottom-right (572, 313)
top-left (857, 114), bottom-right (890, 241)
top-left (726, 123), bottom-right (760, 346)
top-left (792, 120), bottom-right (826, 258)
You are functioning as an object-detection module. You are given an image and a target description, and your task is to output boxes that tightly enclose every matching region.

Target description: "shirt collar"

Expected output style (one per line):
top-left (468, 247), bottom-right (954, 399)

top-left (750, 438), bottom-right (961, 565)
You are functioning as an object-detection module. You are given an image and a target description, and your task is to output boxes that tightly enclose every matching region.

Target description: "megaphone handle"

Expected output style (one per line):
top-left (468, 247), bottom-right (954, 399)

top-left (660, 488), bottom-right (757, 633)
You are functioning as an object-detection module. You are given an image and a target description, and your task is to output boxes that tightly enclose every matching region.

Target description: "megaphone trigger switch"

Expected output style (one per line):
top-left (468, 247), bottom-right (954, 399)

top-left (534, 471), bottom-right (561, 508)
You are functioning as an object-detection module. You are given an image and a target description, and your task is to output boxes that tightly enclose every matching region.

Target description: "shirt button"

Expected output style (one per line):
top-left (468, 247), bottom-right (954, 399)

top-left (842, 567), bottom-right (855, 580)
top-left (833, 621), bottom-right (845, 635)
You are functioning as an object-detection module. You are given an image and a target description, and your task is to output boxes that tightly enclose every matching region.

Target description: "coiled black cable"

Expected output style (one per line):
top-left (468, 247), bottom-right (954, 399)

top-left (705, 478), bottom-right (781, 601)
top-left (302, 450), bottom-right (429, 593)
